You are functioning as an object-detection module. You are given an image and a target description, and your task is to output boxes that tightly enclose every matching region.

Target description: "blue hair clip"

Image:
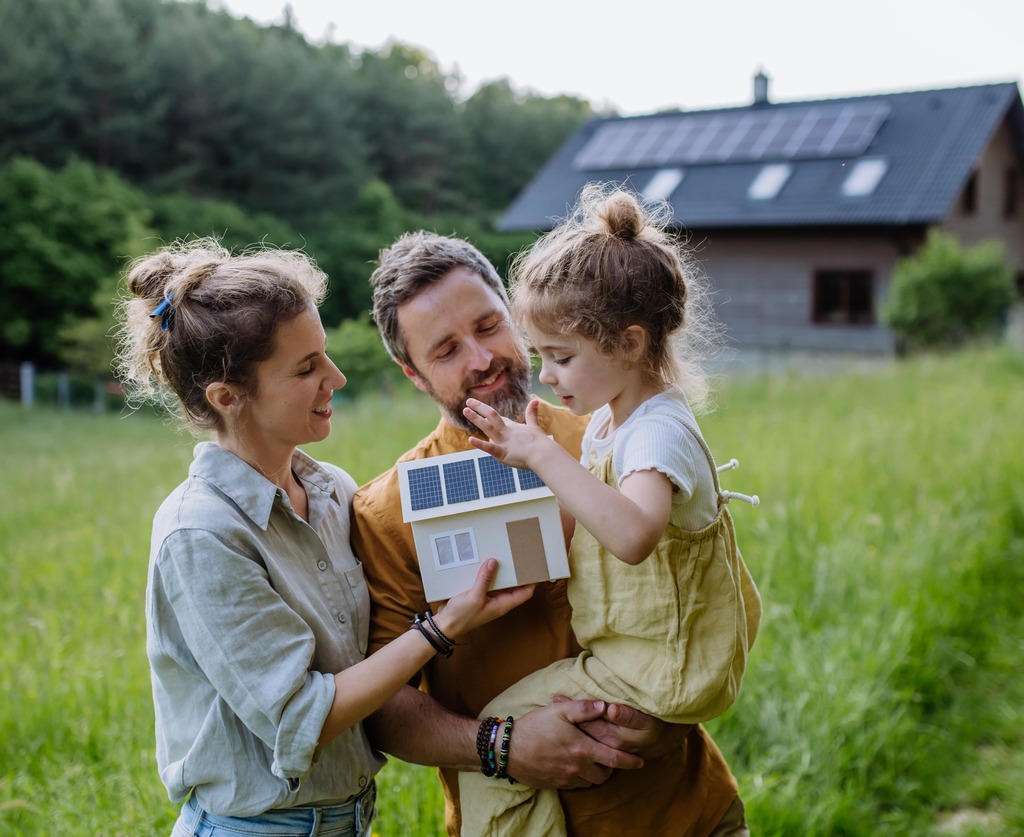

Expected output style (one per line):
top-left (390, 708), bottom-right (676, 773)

top-left (150, 292), bottom-right (174, 331)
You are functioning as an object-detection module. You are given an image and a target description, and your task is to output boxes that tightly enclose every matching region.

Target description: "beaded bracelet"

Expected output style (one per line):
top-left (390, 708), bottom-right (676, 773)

top-left (495, 716), bottom-right (516, 783)
top-left (411, 613), bottom-right (453, 658)
top-left (487, 718), bottom-right (501, 774)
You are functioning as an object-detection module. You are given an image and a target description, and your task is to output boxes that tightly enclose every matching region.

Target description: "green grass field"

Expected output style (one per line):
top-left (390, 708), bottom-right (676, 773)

top-left (2, 348), bottom-right (1022, 836)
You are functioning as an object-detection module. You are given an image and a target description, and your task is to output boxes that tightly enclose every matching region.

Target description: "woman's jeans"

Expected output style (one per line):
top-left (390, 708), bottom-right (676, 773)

top-left (171, 782), bottom-right (376, 837)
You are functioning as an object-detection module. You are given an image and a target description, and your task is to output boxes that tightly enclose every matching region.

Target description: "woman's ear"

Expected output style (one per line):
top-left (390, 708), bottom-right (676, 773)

top-left (205, 381), bottom-right (245, 419)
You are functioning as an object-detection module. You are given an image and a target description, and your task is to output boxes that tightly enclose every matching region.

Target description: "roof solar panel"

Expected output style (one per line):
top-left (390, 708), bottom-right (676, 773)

top-left (407, 464), bottom-right (444, 511)
top-left (443, 459), bottom-right (480, 505)
top-left (517, 468), bottom-right (546, 491)
top-left (479, 456), bottom-right (518, 498)
top-left (573, 103), bottom-right (890, 170)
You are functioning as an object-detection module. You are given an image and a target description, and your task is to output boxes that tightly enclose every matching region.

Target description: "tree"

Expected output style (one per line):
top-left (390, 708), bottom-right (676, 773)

top-left (350, 42), bottom-right (469, 215)
top-left (0, 0), bottom-right (80, 167)
top-left (461, 80), bottom-right (593, 212)
top-left (325, 314), bottom-right (404, 398)
top-left (306, 178), bottom-right (409, 325)
top-left (148, 192), bottom-right (301, 253)
top-left (0, 157), bottom-right (154, 366)
top-left (882, 230), bottom-right (1016, 352)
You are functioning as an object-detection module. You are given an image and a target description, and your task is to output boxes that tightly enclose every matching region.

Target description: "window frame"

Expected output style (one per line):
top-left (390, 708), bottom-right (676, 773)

top-left (811, 268), bottom-right (876, 326)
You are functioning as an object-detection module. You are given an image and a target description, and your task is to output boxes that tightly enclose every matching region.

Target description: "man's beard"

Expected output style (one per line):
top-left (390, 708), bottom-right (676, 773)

top-left (426, 358), bottom-right (533, 435)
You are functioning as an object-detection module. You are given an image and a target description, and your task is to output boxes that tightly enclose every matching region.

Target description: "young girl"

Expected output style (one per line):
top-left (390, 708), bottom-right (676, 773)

top-left (458, 184), bottom-right (762, 836)
top-left (114, 238), bottom-right (532, 837)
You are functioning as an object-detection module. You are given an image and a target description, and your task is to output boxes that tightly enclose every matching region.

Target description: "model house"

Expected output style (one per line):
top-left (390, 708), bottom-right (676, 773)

top-left (398, 448), bottom-right (569, 601)
top-left (499, 74), bottom-right (1024, 358)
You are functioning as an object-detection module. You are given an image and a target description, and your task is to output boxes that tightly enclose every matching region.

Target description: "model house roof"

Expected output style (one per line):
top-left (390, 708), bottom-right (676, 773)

top-left (498, 80), bottom-right (1024, 232)
top-left (397, 449), bottom-right (552, 523)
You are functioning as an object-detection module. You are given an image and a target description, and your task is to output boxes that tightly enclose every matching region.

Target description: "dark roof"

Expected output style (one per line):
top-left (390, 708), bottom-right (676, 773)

top-left (498, 81), bottom-right (1024, 232)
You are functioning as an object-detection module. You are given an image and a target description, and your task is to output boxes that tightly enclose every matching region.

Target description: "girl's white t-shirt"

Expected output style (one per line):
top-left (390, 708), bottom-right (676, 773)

top-left (581, 387), bottom-right (718, 530)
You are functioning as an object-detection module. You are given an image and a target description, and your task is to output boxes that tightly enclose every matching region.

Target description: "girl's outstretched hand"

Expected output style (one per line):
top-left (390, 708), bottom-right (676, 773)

top-left (434, 558), bottom-right (534, 641)
top-left (463, 397), bottom-right (548, 469)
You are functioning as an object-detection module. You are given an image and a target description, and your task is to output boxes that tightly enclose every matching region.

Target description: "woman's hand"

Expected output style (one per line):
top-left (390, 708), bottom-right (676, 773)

top-left (463, 397), bottom-right (552, 470)
top-left (434, 558), bottom-right (534, 641)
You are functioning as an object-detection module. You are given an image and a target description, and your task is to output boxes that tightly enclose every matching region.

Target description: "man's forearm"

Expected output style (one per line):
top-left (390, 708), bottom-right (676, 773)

top-left (364, 683), bottom-right (479, 771)
top-left (365, 685), bottom-right (647, 791)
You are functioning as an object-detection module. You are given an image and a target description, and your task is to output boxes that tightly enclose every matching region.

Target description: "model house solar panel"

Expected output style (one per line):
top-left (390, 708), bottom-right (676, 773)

top-left (397, 448), bottom-right (569, 599)
top-left (442, 459), bottom-right (480, 505)
top-left (479, 456), bottom-right (518, 498)
top-left (573, 103), bottom-right (890, 170)
top-left (516, 468), bottom-right (546, 491)
top-left (407, 464), bottom-right (444, 511)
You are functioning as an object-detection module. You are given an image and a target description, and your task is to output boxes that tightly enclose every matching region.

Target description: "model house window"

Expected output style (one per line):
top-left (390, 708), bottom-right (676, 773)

top-left (961, 171), bottom-right (978, 214)
top-left (431, 528), bottom-right (480, 570)
top-left (1005, 167), bottom-right (1019, 219)
top-left (813, 270), bottom-right (874, 324)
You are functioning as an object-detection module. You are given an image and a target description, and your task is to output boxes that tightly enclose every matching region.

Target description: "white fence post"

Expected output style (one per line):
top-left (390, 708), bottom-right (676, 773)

top-left (57, 371), bottom-right (71, 408)
top-left (20, 361), bottom-right (34, 407)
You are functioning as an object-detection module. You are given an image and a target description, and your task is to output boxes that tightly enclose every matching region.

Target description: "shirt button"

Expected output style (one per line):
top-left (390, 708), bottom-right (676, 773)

top-left (317, 560), bottom-right (328, 571)
top-left (337, 613), bottom-right (347, 624)
top-left (358, 775), bottom-right (368, 788)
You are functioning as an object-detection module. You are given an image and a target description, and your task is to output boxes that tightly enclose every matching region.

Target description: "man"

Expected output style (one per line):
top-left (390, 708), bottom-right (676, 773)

top-left (351, 231), bottom-right (747, 836)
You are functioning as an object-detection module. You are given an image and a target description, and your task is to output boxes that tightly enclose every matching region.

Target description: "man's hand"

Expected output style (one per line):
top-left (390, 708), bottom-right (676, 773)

top-left (507, 700), bottom-right (645, 789)
top-left (552, 695), bottom-right (692, 760)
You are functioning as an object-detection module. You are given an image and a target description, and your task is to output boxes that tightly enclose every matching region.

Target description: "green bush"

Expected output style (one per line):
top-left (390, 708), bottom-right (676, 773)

top-left (882, 231), bottom-right (1016, 351)
top-left (327, 313), bottom-right (405, 399)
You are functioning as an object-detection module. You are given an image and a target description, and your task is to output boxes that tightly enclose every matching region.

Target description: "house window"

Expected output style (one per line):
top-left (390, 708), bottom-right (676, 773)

top-left (1005, 167), bottom-right (1019, 218)
top-left (813, 270), bottom-right (874, 325)
top-left (961, 171), bottom-right (978, 214)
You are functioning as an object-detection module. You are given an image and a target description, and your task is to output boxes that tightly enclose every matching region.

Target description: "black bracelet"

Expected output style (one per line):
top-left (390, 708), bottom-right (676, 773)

top-left (411, 613), bottom-right (453, 658)
top-left (424, 610), bottom-right (460, 647)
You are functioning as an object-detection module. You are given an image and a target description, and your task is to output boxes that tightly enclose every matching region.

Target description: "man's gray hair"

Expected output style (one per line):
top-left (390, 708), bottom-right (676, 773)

top-left (369, 231), bottom-right (509, 366)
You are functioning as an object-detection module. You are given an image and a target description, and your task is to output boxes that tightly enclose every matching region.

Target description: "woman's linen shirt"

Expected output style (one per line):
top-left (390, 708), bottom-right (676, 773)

top-left (147, 442), bottom-right (384, 817)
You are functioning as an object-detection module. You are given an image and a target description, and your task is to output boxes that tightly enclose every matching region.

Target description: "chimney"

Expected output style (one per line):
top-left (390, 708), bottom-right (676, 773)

top-left (753, 69), bottom-right (770, 105)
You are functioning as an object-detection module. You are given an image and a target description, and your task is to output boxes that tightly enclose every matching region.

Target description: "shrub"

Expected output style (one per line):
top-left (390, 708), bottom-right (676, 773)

top-left (327, 313), bottom-right (404, 399)
top-left (882, 231), bottom-right (1016, 352)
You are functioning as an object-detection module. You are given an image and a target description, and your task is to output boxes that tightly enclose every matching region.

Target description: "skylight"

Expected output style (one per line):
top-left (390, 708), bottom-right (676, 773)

top-left (642, 168), bottom-right (684, 201)
top-left (748, 164), bottom-right (792, 200)
top-left (842, 158), bottom-right (888, 197)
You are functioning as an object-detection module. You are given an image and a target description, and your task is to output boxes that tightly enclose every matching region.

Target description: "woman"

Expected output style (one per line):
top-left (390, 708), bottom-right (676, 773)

top-left (115, 238), bottom-right (531, 836)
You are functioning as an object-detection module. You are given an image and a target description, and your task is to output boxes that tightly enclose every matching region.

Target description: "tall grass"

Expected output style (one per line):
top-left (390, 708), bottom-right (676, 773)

top-left (1, 349), bottom-right (1021, 836)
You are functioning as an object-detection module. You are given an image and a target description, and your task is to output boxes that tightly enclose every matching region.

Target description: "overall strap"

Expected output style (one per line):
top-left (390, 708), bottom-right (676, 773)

top-left (674, 416), bottom-right (760, 508)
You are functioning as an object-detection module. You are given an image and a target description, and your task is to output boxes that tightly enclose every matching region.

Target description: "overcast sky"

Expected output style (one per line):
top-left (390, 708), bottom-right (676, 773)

top-left (213, 0), bottom-right (1023, 115)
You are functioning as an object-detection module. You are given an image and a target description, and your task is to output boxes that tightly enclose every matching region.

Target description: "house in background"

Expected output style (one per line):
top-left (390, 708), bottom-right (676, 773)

top-left (499, 74), bottom-right (1024, 358)
top-left (397, 449), bottom-right (569, 601)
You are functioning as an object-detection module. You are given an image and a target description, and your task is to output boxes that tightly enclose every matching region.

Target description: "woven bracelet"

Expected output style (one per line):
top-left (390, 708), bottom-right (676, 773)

top-left (424, 610), bottom-right (460, 647)
top-left (476, 717), bottom-right (500, 777)
top-left (411, 613), bottom-right (453, 658)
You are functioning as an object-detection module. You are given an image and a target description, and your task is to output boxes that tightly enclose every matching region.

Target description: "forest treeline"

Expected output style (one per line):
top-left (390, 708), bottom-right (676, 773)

top-left (0, 0), bottom-right (597, 378)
